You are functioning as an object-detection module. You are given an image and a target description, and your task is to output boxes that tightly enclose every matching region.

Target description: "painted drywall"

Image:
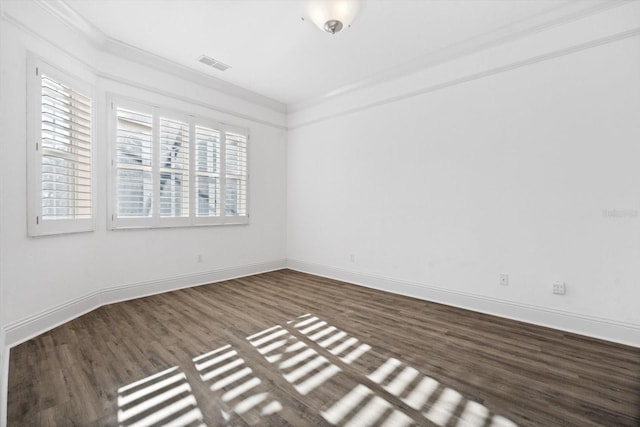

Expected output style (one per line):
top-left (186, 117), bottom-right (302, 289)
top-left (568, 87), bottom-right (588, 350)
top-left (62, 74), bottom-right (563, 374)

top-left (287, 4), bottom-right (640, 341)
top-left (0, 0), bottom-right (637, 356)
top-left (0, 2), bottom-right (287, 341)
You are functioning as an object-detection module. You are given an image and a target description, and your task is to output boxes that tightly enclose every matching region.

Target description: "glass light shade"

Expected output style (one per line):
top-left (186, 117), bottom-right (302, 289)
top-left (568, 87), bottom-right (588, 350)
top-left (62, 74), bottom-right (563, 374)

top-left (307, 0), bottom-right (361, 33)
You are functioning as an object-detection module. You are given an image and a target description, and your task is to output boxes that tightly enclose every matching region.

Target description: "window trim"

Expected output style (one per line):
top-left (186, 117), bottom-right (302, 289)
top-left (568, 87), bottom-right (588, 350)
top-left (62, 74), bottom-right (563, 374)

top-left (27, 55), bottom-right (95, 237)
top-left (108, 94), bottom-right (250, 230)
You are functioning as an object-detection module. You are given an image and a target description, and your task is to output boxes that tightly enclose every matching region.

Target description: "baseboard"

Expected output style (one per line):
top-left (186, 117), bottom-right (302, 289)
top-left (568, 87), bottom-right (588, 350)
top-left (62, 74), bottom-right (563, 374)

top-left (0, 259), bottom-right (286, 425)
top-left (2, 257), bottom-right (636, 424)
top-left (287, 259), bottom-right (640, 348)
top-left (3, 259), bottom-right (287, 349)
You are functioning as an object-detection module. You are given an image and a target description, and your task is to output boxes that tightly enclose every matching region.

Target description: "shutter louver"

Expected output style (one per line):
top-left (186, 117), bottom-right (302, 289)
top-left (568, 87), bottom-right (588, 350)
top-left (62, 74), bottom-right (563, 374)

top-left (116, 108), bottom-right (153, 217)
top-left (40, 74), bottom-right (92, 220)
top-left (224, 132), bottom-right (247, 217)
top-left (195, 126), bottom-right (221, 217)
top-left (159, 117), bottom-right (189, 217)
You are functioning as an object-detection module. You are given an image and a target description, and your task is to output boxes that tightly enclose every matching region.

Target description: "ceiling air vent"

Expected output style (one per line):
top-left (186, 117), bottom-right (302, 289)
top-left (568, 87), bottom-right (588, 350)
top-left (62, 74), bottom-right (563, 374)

top-left (198, 55), bottom-right (231, 71)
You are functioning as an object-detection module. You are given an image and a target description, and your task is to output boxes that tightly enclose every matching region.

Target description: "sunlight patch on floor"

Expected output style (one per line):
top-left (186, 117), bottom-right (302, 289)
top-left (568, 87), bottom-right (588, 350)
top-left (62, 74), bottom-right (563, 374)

top-left (117, 367), bottom-right (204, 427)
top-left (291, 313), bottom-right (519, 427)
top-left (193, 344), bottom-right (282, 424)
top-left (115, 313), bottom-right (517, 427)
top-left (247, 324), bottom-right (343, 396)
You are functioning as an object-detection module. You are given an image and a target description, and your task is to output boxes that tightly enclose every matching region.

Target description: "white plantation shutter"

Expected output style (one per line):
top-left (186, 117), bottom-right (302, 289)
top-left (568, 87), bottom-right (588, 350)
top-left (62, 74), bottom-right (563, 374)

top-left (109, 96), bottom-right (249, 228)
top-left (195, 125), bottom-right (221, 217)
top-left (224, 132), bottom-right (248, 217)
top-left (159, 117), bottom-right (189, 218)
top-left (41, 75), bottom-right (92, 219)
top-left (115, 107), bottom-right (153, 219)
top-left (28, 59), bottom-right (94, 236)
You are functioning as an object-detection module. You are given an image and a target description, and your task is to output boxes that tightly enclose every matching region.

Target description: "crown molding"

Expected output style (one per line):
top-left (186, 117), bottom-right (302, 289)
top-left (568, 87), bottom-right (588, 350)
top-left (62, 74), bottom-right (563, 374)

top-left (289, 0), bottom-right (628, 113)
top-left (0, 11), bottom-right (287, 129)
top-left (34, 0), bottom-right (107, 47)
top-left (100, 37), bottom-right (287, 113)
top-left (33, 0), bottom-right (287, 114)
top-left (98, 71), bottom-right (288, 130)
top-left (289, 26), bottom-right (640, 130)
top-left (16, 0), bottom-right (636, 118)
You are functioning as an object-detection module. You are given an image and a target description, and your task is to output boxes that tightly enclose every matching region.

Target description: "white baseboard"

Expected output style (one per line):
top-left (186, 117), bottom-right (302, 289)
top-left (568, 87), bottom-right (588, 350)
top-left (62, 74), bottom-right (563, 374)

top-left (287, 259), bottom-right (640, 348)
top-left (0, 259), bottom-right (286, 425)
top-left (2, 257), bottom-right (637, 425)
top-left (3, 259), bottom-right (287, 349)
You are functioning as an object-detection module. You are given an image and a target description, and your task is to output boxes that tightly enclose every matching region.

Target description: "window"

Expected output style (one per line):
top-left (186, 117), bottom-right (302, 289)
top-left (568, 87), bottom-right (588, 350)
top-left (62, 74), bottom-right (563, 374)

top-left (224, 132), bottom-right (248, 217)
top-left (159, 117), bottom-right (190, 218)
top-left (195, 125), bottom-right (221, 217)
top-left (27, 57), bottom-right (94, 236)
top-left (110, 97), bottom-right (249, 228)
top-left (115, 106), bottom-right (153, 219)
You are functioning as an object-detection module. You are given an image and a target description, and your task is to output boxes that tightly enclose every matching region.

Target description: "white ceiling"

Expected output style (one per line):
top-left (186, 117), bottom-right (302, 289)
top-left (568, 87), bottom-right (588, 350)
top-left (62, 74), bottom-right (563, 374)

top-left (62, 0), bottom-right (610, 108)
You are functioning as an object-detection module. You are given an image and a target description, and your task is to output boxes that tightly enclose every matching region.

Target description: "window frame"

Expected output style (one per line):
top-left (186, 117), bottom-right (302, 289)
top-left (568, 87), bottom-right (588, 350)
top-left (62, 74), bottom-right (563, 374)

top-left (27, 55), bottom-right (95, 237)
top-left (108, 94), bottom-right (250, 230)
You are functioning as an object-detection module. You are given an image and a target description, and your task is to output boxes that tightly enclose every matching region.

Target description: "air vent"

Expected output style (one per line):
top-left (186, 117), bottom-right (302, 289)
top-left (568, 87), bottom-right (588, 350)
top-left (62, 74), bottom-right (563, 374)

top-left (198, 55), bottom-right (231, 71)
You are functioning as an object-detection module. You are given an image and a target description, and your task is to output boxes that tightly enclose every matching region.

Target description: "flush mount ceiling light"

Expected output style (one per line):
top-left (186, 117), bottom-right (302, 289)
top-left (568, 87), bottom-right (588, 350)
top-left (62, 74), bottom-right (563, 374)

top-left (306, 0), bottom-right (362, 34)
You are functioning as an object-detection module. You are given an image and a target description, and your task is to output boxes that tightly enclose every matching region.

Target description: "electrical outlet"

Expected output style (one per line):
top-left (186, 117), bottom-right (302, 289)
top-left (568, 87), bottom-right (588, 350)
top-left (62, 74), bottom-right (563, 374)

top-left (500, 274), bottom-right (509, 286)
top-left (553, 281), bottom-right (566, 295)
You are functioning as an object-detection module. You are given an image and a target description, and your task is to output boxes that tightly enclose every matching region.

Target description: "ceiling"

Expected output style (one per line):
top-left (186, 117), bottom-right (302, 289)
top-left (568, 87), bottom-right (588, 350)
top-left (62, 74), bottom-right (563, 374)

top-left (60, 0), bottom-right (611, 108)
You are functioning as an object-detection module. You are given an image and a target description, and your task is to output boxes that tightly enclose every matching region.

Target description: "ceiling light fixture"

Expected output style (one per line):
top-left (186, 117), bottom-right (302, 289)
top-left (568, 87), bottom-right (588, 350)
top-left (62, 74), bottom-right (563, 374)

top-left (306, 0), bottom-right (361, 34)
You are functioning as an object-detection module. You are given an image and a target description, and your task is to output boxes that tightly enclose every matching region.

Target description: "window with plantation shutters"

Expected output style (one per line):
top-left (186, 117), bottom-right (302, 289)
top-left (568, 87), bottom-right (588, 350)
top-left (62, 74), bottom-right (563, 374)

top-left (110, 96), bottom-right (249, 229)
top-left (115, 107), bottom-right (153, 218)
top-left (28, 58), bottom-right (94, 236)
top-left (159, 117), bottom-right (189, 218)
top-left (195, 126), bottom-right (221, 218)
top-left (224, 132), bottom-right (247, 217)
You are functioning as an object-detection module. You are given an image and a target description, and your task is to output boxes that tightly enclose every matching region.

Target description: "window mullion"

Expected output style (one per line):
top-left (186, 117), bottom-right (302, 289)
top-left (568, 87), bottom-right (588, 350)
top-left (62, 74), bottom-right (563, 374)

top-left (152, 107), bottom-right (160, 225)
top-left (220, 130), bottom-right (227, 219)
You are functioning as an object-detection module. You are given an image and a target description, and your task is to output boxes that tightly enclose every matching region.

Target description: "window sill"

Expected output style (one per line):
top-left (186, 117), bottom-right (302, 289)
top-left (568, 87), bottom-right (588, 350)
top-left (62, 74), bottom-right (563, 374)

top-left (110, 217), bottom-right (249, 230)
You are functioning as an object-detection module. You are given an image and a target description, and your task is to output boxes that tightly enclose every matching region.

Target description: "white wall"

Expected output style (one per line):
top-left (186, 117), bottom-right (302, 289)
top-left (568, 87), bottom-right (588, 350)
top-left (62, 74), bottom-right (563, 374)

top-left (0, 1), bottom-right (288, 348)
top-left (288, 3), bottom-right (640, 346)
top-left (0, 0), bottom-right (638, 403)
top-left (0, 1), bottom-right (638, 422)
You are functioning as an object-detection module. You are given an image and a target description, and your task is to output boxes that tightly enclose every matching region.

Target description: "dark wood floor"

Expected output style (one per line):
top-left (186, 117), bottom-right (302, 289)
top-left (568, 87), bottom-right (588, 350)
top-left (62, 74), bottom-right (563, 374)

top-left (7, 269), bottom-right (640, 426)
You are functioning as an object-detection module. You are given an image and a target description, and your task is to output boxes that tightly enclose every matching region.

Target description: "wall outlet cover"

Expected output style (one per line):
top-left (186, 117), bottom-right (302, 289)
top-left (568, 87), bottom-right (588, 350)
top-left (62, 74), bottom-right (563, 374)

top-left (553, 281), bottom-right (566, 295)
top-left (500, 274), bottom-right (509, 286)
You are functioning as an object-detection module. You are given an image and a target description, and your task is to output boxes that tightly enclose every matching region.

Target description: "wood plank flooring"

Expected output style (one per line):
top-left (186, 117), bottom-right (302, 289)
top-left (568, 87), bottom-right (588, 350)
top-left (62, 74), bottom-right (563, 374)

top-left (7, 269), bottom-right (640, 426)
